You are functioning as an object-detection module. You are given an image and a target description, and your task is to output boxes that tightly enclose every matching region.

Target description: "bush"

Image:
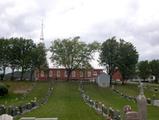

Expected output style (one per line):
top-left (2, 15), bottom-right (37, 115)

top-left (0, 83), bottom-right (8, 96)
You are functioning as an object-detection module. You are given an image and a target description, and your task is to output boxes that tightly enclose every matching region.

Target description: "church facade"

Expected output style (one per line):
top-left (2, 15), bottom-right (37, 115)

top-left (36, 68), bottom-right (103, 81)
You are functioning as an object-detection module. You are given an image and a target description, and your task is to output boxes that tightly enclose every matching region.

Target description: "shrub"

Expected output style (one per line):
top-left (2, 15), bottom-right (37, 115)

top-left (0, 83), bottom-right (8, 96)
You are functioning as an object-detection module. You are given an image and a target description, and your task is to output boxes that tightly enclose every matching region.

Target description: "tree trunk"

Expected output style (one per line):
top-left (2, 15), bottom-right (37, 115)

top-left (110, 74), bottom-right (112, 86)
top-left (67, 69), bottom-right (72, 81)
top-left (11, 67), bottom-right (15, 80)
top-left (155, 76), bottom-right (158, 83)
top-left (20, 67), bottom-right (24, 81)
top-left (30, 69), bottom-right (34, 81)
top-left (1, 66), bottom-right (6, 80)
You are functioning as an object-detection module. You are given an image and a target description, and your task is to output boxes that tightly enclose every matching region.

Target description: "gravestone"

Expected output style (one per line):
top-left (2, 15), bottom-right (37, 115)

top-left (0, 114), bottom-right (13, 120)
top-left (152, 100), bottom-right (159, 107)
top-left (96, 73), bottom-right (110, 87)
top-left (125, 111), bottom-right (139, 120)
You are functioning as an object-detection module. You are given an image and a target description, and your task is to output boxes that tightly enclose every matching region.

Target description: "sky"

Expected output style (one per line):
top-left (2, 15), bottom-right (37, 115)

top-left (1, 0), bottom-right (159, 68)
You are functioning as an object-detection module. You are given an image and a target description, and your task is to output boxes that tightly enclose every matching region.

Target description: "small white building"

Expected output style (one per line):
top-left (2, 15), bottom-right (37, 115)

top-left (96, 73), bottom-right (110, 87)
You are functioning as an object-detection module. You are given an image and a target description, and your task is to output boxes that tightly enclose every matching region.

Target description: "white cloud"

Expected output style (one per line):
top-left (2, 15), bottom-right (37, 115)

top-left (1, 0), bottom-right (159, 68)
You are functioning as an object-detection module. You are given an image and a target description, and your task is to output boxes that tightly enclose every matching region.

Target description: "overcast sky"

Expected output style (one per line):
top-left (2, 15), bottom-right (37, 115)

top-left (1, 0), bottom-right (159, 68)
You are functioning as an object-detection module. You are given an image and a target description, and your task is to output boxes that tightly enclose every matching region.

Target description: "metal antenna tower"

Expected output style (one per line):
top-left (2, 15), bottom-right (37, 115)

top-left (40, 20), bottom-right (44, 42)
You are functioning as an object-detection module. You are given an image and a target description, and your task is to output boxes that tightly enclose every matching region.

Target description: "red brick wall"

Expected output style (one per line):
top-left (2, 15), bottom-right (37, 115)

top-left (36, 68), bottom-right (103, 81)
top-left (112, 70), bottom-right (122, 81)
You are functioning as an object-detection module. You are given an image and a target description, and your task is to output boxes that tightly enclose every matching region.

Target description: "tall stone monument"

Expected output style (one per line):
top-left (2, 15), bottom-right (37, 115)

top-left (136, 82), bottom-right (147, 120)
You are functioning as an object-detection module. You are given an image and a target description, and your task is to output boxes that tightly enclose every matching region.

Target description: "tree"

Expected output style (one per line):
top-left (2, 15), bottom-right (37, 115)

top-left (100, 37), bottom-right (138, 85)
top-left (100, 37), bottom-right (119, 85)
top-left (149, 60), bottom-right (159, 83)
top-left (15, 38), bottom-right (36, 80)
top-left (8, 38), bottom-right (21, 80)
top-left (117, 39), bottom-right (138, 82)
top-left (0, 38), bottom-right (10, 80)
top-left (137, 60), bottom-right (151, 81)
top-left (50, 36), bottom-right (99, 80)
top-left (30, 43), bottom-right (48, 80)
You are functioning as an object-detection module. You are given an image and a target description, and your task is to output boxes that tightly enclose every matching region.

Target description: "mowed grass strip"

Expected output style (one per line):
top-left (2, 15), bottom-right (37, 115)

top-left (0, 81), bottom-right (49, 106)
top-left (16, 82), bottom-right (104, 120)
top-left (84, 83), bottom-right (159, 120)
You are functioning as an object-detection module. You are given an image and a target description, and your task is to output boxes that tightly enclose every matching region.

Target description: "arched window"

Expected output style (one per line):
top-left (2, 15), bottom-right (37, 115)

top-left (72, 71), bottom-right (76, 77)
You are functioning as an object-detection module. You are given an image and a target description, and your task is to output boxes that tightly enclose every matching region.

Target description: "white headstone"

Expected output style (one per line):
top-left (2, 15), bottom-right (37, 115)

top-left (153, 100), bottom-right (159, 107)
top-left (0, 114), bottom-right (13, 120)
top-left (96, 73), bottom-right (110, 87)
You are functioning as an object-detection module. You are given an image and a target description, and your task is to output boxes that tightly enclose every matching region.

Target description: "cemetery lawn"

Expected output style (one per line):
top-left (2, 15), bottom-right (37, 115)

top-left (84, 83), bottom-right (159, 120)
top-left (15, 82), bottom-right (104, 120)
top-left (0, 81), bottom-right (49, 106)
top-left (115, 83), bottom-right (159, 99)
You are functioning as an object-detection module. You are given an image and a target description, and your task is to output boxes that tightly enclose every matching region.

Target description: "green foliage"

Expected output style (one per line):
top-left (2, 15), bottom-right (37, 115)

top-left (30, 43), bottom-right (48, 80)
top-left (50, 36), bottom-right (99, 80)
top-left (149, 60), bottom-right (159, 83)
top-left (0, 38), bottom-right (10, 80)
top-left (100, 37), bottom-right (119, 74)
top-left (0, 37), bottom-right (48, 80)
top-left (100, 37), bottom-right (138, 83)
top-left (137, 60), bottom-right (151, 80)
top-left (0, 83), bottom-right (8, 96)
top-left (117, 39), bottom-right (138, 80)
top-left (0, 81), bottom-right (49, 106)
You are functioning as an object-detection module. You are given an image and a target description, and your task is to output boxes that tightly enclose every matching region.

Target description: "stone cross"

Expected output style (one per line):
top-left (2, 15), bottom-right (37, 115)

top-left (136, 82), bottom-right (147, 120)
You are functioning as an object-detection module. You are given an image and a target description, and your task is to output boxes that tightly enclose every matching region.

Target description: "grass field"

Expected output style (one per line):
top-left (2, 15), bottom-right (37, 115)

top-left (15, 82), bottom-right (104, 120)
top-left (84, 83), bottom-right (159, 120)
top-left (0, 81), bottom-right (49, 106)
top-left (115, 83), bottom-right (159, 99)
top-left (1, 81), bottom-right (159, 120)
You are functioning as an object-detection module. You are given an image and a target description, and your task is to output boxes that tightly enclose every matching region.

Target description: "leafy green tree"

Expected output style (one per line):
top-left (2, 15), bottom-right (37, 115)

top-left (8, 38), bottom-right (21, 80)
top-left (149, 60), bottom-right (159, 83)
top-left (137, 60), bottom-right (151, 81)
top-left (117, 39), bottom-right (138, 82)
top-left (0, 38), bottom-right (10, 80)
top-left (100, 37), bottom-right (119, 85)
top-left (100, 37), bottom-right (138, 84)
top-left (15, 38), bottom-right (36, 80)
top-left (30, 43), bottom-right (48, 80)
top-left (50, 36), bottom-right (99, 80)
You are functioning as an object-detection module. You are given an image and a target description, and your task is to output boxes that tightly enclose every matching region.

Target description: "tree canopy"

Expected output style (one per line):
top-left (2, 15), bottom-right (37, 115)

top-left (100, 37), bottom-right (138, 84)
top-left (137, 60), bottom-right (151, 80)
top-left (50, 36), bottom-right (100, 80)
top-left (149, 60), bottom-right (159, 83)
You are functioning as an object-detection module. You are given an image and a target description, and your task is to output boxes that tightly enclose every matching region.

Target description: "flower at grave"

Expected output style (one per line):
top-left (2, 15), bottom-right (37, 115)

top-left (34, 97), bottom-right (37, 101)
